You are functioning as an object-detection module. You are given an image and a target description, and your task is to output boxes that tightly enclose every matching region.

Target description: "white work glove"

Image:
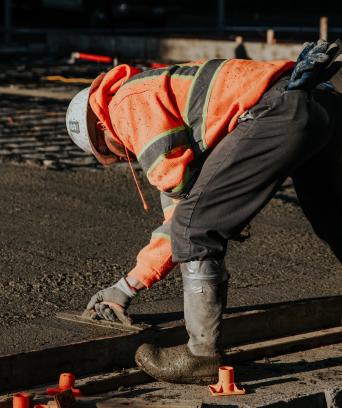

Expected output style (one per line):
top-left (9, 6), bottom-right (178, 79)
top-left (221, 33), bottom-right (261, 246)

top-left (87, 278), bottom-right (139, 323)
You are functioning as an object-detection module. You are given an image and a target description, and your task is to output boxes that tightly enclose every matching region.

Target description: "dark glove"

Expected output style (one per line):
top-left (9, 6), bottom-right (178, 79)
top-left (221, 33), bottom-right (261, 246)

top-left (87, 278), bottom-right (138, 322)
top-left (320, 39), bottom-right (342, 93)
top-left (287, 39), bottom-right (339, 91)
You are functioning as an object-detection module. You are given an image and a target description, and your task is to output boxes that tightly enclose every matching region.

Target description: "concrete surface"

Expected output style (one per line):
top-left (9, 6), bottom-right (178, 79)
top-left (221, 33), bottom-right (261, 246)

top-left (10, 343), bottom-right (341, 408)
top-left (0, 162), bottom-right (341, 356)
top-left (87, 343), bottom-right (342, 407)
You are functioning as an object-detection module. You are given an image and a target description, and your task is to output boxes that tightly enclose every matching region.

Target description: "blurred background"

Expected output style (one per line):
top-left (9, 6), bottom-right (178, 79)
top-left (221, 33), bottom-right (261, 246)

top-left (1, 0), bottom-right (342, 46)
top-left (0, 0), bottom-right (341, 170)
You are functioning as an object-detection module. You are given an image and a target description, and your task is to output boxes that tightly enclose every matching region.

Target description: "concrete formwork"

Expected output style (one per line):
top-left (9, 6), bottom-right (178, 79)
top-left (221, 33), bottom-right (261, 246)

top-left (47, 34), bottom-right (302, 62)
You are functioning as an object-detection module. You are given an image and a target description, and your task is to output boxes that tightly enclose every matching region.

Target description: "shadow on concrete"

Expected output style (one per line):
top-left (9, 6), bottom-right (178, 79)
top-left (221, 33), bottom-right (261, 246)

top-left (225, 295), bottom-right (342, 315)
top-left (114, 387), bottom-right (164, 398)
top-left (244, 377), bottom-right (300, 394)
top-left (130, 295), bottom-right (342, 327)
top-left (235, 357), bottom-right (342, 384)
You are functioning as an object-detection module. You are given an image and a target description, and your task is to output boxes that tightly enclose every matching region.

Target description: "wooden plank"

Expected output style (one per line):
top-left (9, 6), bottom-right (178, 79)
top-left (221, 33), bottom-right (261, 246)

top-left (76, 369), bottom-right (153, 395)
top-left (97, 400), bottom-right (202, 408)
top-left (0, 296), bottom-right (341, 393)
top-left (20, 369), bottom-right (153, 397)
top-left (0, 87), bottom-right (77, 100)
top-left (224, 326), bottom-right (342, 364)
top-left (47, 399), bottom-right (202, 408)
top-left (221, 296), bottom-right (342, 346)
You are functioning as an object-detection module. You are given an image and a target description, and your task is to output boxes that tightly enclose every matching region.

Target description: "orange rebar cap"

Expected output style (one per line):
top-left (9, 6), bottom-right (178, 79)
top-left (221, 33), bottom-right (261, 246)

top-left (13, 394), bottom-right (29, 408)
top-left (34, 405), bottom-right (50, 408)
top-left (208, 366), bottom-right (246, 396)
top-left (47, 373), bottom-right (82, 396)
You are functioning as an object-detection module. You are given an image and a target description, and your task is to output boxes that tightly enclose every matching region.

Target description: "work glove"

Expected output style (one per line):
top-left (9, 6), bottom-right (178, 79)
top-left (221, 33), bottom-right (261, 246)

top-left (87, 278), bottom-right (139, 324)
top-left (287, 39), bottom-right (340, 91)
top-left (320, 39), bottom-right (342, 93)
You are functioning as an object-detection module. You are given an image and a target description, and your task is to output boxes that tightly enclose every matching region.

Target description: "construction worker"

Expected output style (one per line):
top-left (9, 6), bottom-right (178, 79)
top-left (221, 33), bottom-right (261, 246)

top-left (66, 39), bottom-right (342, 384)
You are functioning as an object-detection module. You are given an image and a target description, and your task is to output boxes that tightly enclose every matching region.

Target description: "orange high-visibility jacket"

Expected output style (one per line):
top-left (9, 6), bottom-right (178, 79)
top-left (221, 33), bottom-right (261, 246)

top-left (90, 59), bottom-right (295, 288)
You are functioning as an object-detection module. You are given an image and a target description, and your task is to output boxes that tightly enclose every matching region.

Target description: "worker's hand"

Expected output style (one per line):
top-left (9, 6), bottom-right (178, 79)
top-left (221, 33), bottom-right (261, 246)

top-left (93, 302), bottom-right (133, 325)
top-left (287, 39), bottom-right (334, 91)
top-left (87, 278), bottom-right (139, 324)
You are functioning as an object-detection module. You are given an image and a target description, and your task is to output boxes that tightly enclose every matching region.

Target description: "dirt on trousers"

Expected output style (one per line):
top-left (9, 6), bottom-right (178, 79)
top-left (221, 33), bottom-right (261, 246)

top-left (0, 164), bottom-right (341, 356)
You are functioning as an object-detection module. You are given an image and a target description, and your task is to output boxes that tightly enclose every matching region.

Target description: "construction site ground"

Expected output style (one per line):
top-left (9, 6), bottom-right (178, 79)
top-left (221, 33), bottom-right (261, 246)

top-left (3, 342), bottom-right (342, 408)
top-left (1, 60), bottom-right (342, 405)
top-left (66, 343), bottom-right (342, 408)
top-left (124, 343), bottom-right (342, 408)
top-left (1, 157), bottom-right (342, 356)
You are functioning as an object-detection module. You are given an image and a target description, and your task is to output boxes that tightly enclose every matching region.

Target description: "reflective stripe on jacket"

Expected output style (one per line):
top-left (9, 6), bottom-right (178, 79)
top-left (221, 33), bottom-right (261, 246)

top-left (90, 59), bottom-right (295, 288)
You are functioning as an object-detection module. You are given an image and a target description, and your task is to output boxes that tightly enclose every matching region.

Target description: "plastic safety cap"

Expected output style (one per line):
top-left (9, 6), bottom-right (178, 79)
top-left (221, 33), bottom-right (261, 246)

top-left (208, 366), bottom-right (246, 396)
top-left (47, 373), bottom-right (82, 396)
top-left (13, 394), bottom-right (29, 408)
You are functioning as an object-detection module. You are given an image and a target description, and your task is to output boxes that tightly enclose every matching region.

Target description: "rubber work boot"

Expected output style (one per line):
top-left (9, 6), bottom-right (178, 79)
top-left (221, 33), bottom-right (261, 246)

top-left (135, 343), bottom-right (223, 385)
top-left (135, 260), bottom-right (228, 384)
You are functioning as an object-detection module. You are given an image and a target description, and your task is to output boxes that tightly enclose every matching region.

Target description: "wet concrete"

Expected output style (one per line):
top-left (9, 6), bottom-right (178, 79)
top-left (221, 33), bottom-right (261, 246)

top-left (0, 163), bottom-right (341, 356)
top-left (96, 343), bottom-right (342, 407)
top-left (12, 343), bottom-right (342, 407)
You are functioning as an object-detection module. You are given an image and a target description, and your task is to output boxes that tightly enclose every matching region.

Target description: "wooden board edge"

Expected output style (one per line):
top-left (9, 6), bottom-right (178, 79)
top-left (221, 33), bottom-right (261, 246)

top-left (56, 313), bottom-right (147, 332)
top-left (224, 326), bottom-right (342, 364)
top-left (47, 399), bottom-right (202, 408)
top-left (97, 403), bottom-right (201, 408)
top-left (77, 370), bottom-right (153, 395)
top-left (0, 86), bottom-right (77, 100)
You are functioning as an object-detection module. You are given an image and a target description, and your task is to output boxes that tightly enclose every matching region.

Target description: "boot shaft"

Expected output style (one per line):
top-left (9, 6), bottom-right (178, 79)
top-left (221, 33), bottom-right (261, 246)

top-left (182, 260), bottom-right (229, 357)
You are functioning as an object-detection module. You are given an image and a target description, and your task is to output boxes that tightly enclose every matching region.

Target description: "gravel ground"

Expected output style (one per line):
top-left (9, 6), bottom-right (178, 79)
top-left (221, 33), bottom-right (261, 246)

top-left (80, 343), bottom-right (342, 407)
top-left (0, 165), bottom-right (169, 323)
top-left (0, 164), bottom-right (341, 342)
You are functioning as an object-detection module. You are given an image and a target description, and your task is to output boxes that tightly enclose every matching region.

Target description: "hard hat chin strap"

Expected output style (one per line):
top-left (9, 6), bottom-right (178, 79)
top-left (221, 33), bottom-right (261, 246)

top-left (125, 146), bottom-right (149, 212)
top-left (95, 121), bottom-right (148, 210)
top-left (95, 121), bottom-right (111, 155)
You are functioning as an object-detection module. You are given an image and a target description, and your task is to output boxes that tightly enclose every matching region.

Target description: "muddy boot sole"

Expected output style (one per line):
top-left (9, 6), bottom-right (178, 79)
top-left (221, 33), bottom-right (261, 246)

top-left (135, 343), bottom-right (222, 385)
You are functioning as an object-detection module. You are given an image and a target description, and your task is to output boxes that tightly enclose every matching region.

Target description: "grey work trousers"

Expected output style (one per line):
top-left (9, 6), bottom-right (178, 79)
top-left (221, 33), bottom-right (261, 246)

top-left (171, 79), bottom-right (342, 264)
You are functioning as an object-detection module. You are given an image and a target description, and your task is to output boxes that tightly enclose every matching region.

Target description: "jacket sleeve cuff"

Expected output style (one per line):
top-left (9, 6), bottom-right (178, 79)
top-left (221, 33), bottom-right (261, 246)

top-left (128, 264), bottom-right (163, 289)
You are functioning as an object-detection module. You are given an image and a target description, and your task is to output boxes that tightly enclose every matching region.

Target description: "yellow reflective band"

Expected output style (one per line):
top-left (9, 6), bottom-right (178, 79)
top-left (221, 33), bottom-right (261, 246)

top-left (137, 126), bottom-right (185, 160)
top-left (163, 204), bottom-right (177, 213)
top-left (176, 64), bottom-right (202, 67)
top-left (172, 74), bottom-right (195, 80)
top-left (151, 233), bottom-right (171, 240)
top-left (120, 71), bottom-right (171, 90)
top-left (168, 166), bottom-right (190, 193)
top-left (120, 68), bottom-right (195, 91)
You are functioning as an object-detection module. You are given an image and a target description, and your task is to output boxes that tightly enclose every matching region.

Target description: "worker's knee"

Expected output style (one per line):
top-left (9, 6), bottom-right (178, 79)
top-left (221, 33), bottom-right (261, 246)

top-left (182, 260), bottom-right (229, 294)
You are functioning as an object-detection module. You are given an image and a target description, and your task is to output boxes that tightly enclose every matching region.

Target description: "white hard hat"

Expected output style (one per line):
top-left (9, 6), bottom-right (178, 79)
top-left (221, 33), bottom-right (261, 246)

top-left (66, 74), bottom-right (118, 166)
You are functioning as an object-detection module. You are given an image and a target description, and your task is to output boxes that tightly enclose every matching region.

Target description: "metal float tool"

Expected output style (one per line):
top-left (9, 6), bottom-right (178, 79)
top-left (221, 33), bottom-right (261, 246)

top-left (56, 309), bottom-right (151, 332)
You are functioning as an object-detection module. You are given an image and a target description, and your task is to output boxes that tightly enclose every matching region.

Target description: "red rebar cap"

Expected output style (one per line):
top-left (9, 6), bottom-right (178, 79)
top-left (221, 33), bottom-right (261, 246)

top-left (13, 393), bottom-right (29, 408)
top-left (208, 366), bottom-right (246, 396)
top-left (47, 373), bottom-right (82, 396)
